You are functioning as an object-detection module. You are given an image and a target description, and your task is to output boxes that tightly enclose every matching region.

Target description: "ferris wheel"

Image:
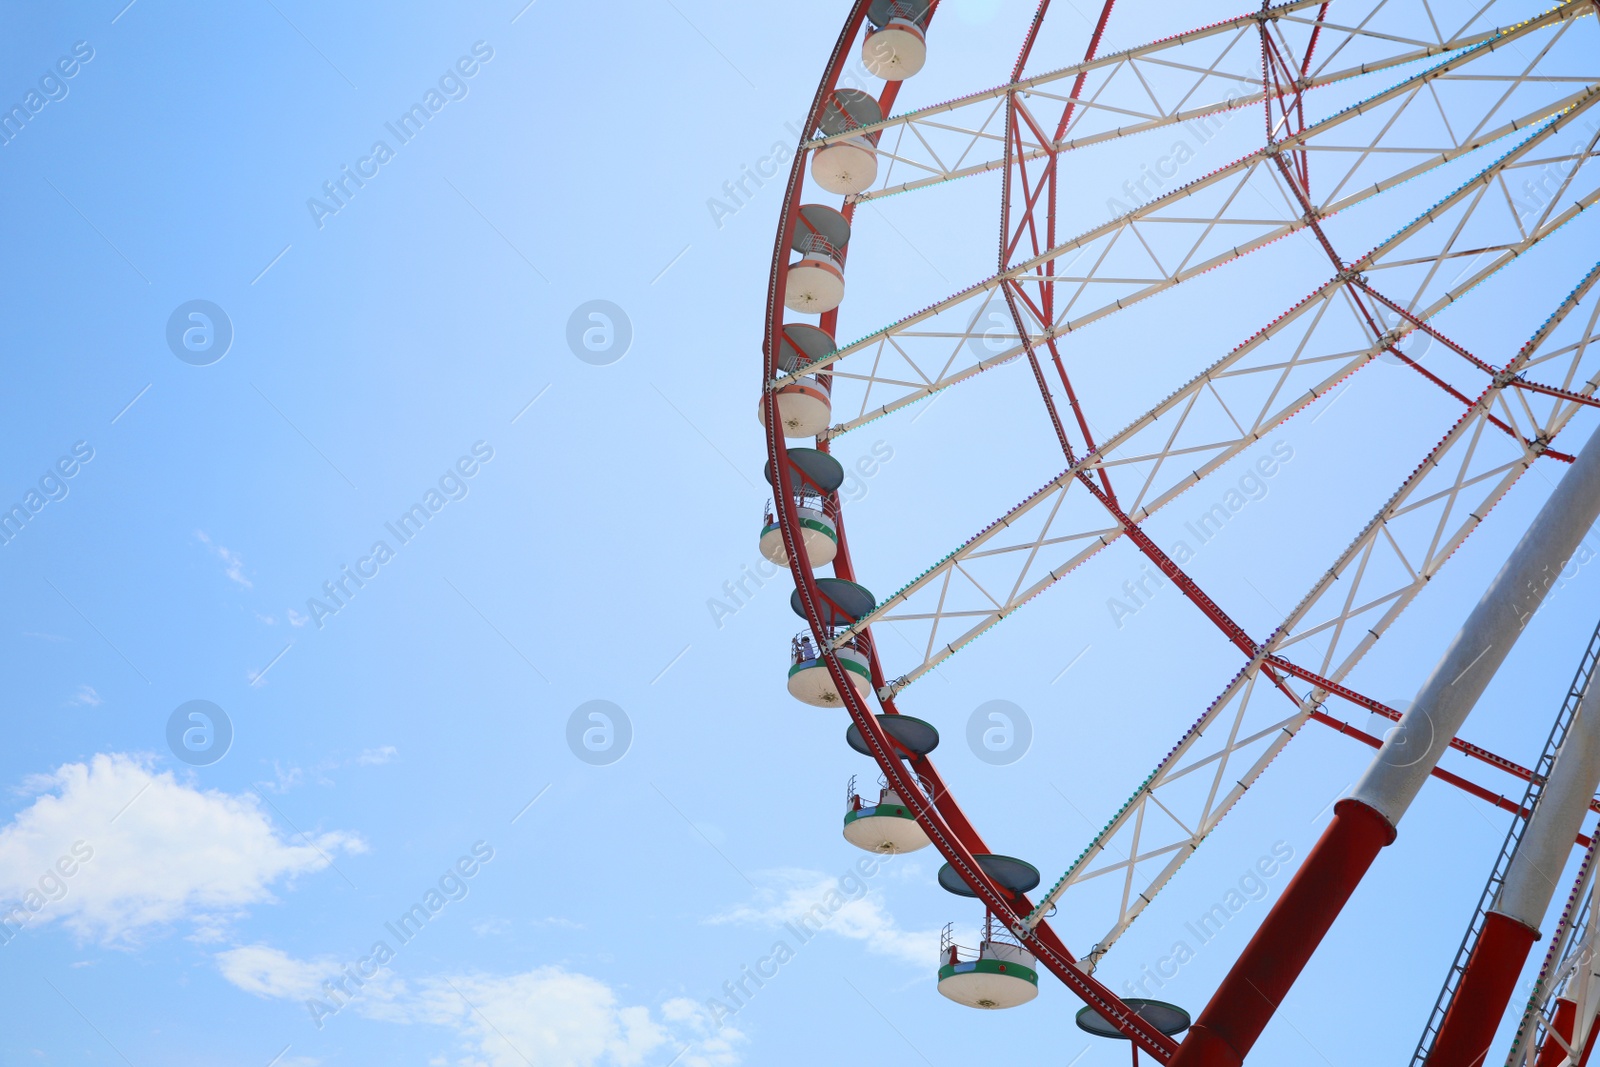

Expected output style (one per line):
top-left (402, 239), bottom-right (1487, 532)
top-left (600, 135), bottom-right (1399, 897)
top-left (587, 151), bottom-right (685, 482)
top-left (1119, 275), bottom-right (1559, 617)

top-left (758, 1), bottom-right (1600, 1064)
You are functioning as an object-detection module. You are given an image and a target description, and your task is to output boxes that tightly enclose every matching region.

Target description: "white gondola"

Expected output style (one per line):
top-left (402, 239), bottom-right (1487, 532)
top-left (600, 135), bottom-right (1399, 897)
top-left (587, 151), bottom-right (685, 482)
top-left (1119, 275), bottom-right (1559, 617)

top-left (760, 501), bottom-right (837, 568)
top-left (811, 89), bottom-right (883, 196)
top-left (785, 578), bottom-right (876, 706)
top-left (862, 0), bottom-right (931, 81)
top-left (787, 632), bottom-right (872, 707)
top-left (760, 446), bottom-right (845, 568)
top-left (785, 205), bottom-right (851, 314)
top-left (843, 778), bottom-right (930, 853)
top-left (758, 324), bottom-right (836, 438)
top-left (763, 376), bottom-right (831, 438)
top-left (937, 918), bottom-right (1040, 1010)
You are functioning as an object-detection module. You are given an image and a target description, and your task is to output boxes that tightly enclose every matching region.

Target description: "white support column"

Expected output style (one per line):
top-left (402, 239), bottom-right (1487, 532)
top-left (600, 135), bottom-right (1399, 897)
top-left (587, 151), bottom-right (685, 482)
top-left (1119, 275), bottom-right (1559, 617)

top-left (1497, 684), bottom-right (1600, 935)
top-left (1351, 428), bottom-right (1600, 826)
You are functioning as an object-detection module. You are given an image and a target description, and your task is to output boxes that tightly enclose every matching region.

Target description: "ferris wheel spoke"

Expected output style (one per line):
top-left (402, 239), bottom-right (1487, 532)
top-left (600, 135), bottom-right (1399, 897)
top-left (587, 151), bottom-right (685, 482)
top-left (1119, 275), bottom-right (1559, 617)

top-left (800, 79), bottom-right (1591, 440)
top-left (1349, 87), bottom-right (1600, 288)
top-left (807, 0), bottom-right (1323, 194)
top-left (1278, 12), bottom-right (1434, 55)
top-left (1019, 259), bottom-right (1600, 968)
top-left (822, 2), bottom-right (1590, 206)
top-left (838, 213), bottom-right (1593, 695)
top-left (1514, 308), bottom-right (1600, 441)
top-left (838, 281), bottom-right (1358, 684)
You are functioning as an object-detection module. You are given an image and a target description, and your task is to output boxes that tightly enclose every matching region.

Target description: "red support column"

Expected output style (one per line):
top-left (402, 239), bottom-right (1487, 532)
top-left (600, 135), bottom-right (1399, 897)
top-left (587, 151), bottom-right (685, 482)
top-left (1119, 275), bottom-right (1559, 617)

top-left (1427, 911), bottom-right (1540, 1067)
top-left (1173, 799), bottom-right (1394, 1067)
top-left (1172, 408), bottom-right (1600, 1065)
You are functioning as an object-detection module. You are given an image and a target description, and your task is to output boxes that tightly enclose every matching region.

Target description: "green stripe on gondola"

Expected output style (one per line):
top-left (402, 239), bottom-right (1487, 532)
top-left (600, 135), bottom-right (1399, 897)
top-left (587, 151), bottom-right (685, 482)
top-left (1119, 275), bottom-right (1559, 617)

top-left (762, 519), bottom-right (836, 540)
top-left (789, 653), bottom-right (871, 680)
top-left (844, 805), bottom-right (917, 825)
top-left (937, 957), bottom-right (1039, 985)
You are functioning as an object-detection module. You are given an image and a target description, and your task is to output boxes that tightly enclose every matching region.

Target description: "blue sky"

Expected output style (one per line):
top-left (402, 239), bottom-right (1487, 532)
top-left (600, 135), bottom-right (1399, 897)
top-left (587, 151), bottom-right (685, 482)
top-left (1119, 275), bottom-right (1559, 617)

top-left (1, 1), bottom-right (1598, 1065)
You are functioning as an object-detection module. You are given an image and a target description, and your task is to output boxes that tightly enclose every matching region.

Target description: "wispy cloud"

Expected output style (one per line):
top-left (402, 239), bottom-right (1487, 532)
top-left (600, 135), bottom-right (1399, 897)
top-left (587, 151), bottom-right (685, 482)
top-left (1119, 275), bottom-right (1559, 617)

top-left (259, 747), bottom-right (400, 794)
top-left (217, 950), bottom-right (742, 1067)
top-left (709, 867), bottom-right (940, 967)
top-left (65, 685), bottom-right (102, 708)
top-left (196, 530), bottom-right (253, 589)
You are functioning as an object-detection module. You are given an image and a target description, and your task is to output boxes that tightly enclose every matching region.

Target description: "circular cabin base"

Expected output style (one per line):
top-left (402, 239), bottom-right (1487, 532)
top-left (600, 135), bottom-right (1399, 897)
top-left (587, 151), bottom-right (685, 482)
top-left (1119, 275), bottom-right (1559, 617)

top-left (862, 22), bottom-right (927, 81)
top-left (843, 807), bottom-right (930, 853)
top-left (787, 647), bottom-right (872, 707)
top-left (759, 508), bottom-right (838, 568)
top-left (812, 139), bottom-right (879, 195)
top-left (937, 962), bottom-right (1040, 1009)
top-left (785, 257), bottom-right (846, 314)
top-left (938, 943), bottom-right (1039, 1009)
top-left (758, 378), bottom-right (832, 438)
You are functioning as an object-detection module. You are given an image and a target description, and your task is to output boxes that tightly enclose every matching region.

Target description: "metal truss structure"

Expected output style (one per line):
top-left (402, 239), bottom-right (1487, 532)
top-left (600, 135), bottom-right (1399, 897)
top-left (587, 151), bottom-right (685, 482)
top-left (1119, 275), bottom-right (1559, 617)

top-left (762, 0), bottom-right (1600, 1060)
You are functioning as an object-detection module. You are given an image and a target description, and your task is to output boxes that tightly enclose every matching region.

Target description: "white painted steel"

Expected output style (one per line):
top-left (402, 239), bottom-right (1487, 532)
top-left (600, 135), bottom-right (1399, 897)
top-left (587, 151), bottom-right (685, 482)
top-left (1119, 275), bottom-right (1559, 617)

top-left (1497, 684), bottom-right (1600, 934)
top-left (1351, 429), bottom-right (1600, 825)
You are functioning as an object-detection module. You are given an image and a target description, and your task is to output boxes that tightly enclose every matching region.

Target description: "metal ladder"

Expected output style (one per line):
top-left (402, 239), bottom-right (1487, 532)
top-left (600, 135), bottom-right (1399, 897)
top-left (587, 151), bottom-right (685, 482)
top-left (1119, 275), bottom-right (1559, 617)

top-left (1410, 613), bottom-right (1600, 1067)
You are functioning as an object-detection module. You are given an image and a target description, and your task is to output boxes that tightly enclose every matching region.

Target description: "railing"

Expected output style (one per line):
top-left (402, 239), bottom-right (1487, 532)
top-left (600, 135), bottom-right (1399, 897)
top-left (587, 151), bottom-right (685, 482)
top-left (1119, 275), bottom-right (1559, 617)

top-left (940, 922), bottom-right (971, 964)
top-left (795, 233), bottom-right (843, 261)
top-left (1412, 611), bottom-right (1600, 1067)
top-left (771, 365), bottom-right (831, 390)
top-left (940, 913), bottom-right (1024, 967)
top-left (764, 492), bottom-right (827, 530)
top-left (868, 0), bottom-right (929, 30)
top-left (819, 93), bottom-right (885, 145)
top-left (792, 628), bottom-right (863, 666)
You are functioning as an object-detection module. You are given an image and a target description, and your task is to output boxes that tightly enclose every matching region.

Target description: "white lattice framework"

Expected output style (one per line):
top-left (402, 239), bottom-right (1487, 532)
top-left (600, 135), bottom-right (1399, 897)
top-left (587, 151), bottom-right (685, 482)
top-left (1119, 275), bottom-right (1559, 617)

top-left (771, 0), bottom-right (1600, 979)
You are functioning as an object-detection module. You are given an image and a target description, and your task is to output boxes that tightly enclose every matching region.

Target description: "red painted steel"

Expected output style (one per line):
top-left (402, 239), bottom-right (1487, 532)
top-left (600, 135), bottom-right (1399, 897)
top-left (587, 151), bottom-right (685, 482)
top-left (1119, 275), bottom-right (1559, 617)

top-left (1172, 798), bottom-right (1396, 1067)
top-left (1273, 655), bottom-right (1600, 827)
top-left (1426, 911), bottom-right (1540, 1067)
top-left (764, 2), bottom-right (1178, 1058)
top-left (1000, 0), bottom-right (1118, 493)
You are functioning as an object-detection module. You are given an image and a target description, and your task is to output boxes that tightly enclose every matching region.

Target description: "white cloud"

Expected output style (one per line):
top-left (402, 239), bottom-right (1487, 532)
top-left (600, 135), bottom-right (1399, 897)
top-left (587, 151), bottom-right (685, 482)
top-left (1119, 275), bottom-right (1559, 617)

top-left (287, 608), bottom-right (309, 628)
top-left (413, 969), bottom-right (672, 1067)
top-left (65, 685), bottom-right (102, 708)
top-left (217, 943), bottom-right (405, 1018)
top-left (355, 746), bottom-right (398, 766)
top-left (0, 753), bottom-right (361, 944)
top-left (217, 943), bottom-right (339, 999)
top-left (217, 949), bottom-right (741, 1067)
top-left (196, 530), bottom-right (253, 589)
top-left (709, 867), bottom-right (938, 968)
